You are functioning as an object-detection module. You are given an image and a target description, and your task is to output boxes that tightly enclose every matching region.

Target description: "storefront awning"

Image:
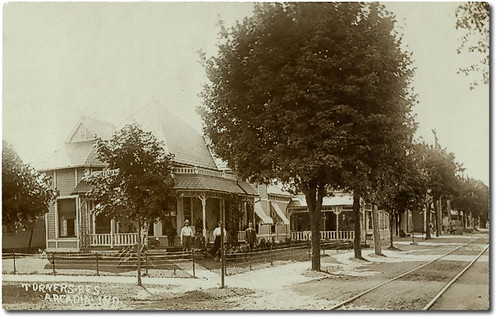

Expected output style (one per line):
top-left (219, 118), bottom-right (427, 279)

top-left (255, 201), bottom-right (273, 224)
top-left (271, 201), bottom-right (290, 225)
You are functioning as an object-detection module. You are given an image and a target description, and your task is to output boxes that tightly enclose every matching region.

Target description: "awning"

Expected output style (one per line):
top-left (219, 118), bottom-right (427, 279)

top-left (271, 201), bottom-right (290, 225)
top-left (255, 201), bottom-right (273, 224)
top-left (71, 180), bottom-right (92, 195)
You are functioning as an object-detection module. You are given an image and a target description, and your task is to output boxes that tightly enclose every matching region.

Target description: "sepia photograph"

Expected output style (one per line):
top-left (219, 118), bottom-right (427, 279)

top-left (2, 1), bottom-right (490, 311)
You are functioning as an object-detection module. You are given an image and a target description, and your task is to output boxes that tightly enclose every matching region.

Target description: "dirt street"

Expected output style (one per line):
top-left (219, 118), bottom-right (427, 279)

top-left (2, 233), bottom-right (489, 310)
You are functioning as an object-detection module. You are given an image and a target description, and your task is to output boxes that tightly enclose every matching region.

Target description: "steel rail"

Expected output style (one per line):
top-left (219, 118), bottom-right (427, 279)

top-left (422, 244), bottom-right (489, 310)
top-left (330, 238), bottom-right (481, 310)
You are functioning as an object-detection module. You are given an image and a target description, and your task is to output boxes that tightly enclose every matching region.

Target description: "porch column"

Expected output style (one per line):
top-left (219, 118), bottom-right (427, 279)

top-left (198, 194), bottom-right (207, 242)
top-left (334, 207), bottom-right (341, 240)
top-left (176, 197), bottom-right (184, 240)
top-left (110, 219), bottom-right (115, 248)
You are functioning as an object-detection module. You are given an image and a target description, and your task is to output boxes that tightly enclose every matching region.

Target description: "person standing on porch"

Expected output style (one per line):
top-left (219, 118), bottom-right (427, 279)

top-left (211, 221), bottom-right (226, 260)
top-left (165, 219), bottom-right (176, 248)
top-left (180, 219), bottom-right (194, 251)
top-left (245, 222), bottom-right (257, 251)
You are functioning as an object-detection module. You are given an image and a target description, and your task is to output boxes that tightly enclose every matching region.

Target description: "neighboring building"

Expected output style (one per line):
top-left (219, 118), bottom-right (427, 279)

top-left (40, 102), bottom-right (256, 252)
top-left (287, 194), bottom-right (390, 242)
top-left (251, 184), bottom-right (293, 242)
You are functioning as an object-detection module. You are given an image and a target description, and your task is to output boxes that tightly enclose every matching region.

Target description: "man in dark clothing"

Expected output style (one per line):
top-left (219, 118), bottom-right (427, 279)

top-left (245, 222), bottom-right (257, 251)
top-left (164, 219), bottom-right (176, 247)
top-left (211, 221), bottom-right (226, 260)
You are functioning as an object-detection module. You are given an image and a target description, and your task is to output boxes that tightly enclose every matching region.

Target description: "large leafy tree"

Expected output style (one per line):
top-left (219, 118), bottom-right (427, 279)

top-left (455, 2), bottom-right (489, 89)
top-left (452, 177), bottom-right (489, 228)
top-left (2, 141), bottom-right (57, 246)
top-left (379, 143), bottom-right (428, 249)
top-left (200, 2), bottom-right (415, 269)
top-left (418, 143), bottom-right (459, 239)
top-left (85, 124), bottom-right (175, 286)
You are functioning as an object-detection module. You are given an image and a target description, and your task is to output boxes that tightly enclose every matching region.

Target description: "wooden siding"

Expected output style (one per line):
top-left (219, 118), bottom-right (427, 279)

top-left (56, 168), bottom-right (77, 196)
top-left (47, 204), bottom-right (56, 240)
top-left (57, 240), bottom-right (78, 248)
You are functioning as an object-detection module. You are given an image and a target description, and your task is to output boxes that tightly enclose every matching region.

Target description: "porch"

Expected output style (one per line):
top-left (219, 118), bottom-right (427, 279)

top-left (290, 230), bottom-right (355, 241)
top-left (89, 233), bottom-right (138, 247)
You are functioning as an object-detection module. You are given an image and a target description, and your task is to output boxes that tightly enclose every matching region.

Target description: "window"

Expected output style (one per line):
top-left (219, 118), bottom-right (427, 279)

top-left (58, 198), bottom-right (76, 237)
top-left (95, 214), bottom-right (111, 234)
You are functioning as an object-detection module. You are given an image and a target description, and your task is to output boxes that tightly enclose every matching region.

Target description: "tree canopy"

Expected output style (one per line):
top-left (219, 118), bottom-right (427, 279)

top-left (200, 2), bottom-right (416, 268)
top-left (455, 2), bottom-right (489, 89)
top-left (452, 177), bottom-right (489, 226)
top-left (2, 140), bottom-right (57, 231)
top-left (85, 124), bottom-right (175, 285)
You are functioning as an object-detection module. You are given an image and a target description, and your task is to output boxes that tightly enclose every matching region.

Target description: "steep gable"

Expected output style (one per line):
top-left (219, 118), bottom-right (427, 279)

top-left (66, 117), bottom-right (116, 143)
top-left (123, 101), bottom-right (218, 170)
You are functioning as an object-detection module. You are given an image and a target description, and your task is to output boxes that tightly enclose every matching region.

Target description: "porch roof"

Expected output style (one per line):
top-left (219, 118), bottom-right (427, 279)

top-left (39, 140), bottom-right (105, 171)
top-left (288, 194), bottom-right (354, 208)
top-left (173, 174), bottom-right (257, 196)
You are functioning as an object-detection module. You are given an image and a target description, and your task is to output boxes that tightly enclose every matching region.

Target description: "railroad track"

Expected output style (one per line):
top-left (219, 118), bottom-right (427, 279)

top-left (330, 237), bottom-right (489, 310)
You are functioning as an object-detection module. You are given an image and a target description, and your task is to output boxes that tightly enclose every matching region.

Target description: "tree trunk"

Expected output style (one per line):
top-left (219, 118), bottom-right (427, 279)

top-left (389, 211), bottom-right (394, 249)
top-left (28, 220), bottom-right (35, 248)
top-left (353, 191), bottom-right (362, 259)
top-left (425, 202), bottom-right (432, 240)
top-left (137, 219), bottom-right (143, 287)
top-left (372, 204), bottom-right (382, 255)
top-left (396, 212), bottom-right (400, 237)
top-left (434, 199), bottom-right (440, 237)
top-left (303, 184), bottom-right (324, 271)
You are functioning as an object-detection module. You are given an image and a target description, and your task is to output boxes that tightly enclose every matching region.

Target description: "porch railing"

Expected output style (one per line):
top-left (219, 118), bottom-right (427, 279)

top-left (291, 231), bottom-right (355, 241)
top-left (89, 233), bottom-right (138, 247)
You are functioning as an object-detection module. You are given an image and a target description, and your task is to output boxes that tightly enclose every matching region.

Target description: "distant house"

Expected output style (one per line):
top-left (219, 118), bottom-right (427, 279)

top-left (287, 193), bottom-right (390, 242)
top-left (252, 183), bottom-right (293, 242)
top-left (40, 102), bottom-right (257, 252)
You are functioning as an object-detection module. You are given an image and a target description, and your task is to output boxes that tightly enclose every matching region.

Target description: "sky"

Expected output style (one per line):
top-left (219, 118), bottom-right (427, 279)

top-left (2, 1), bottom-right (490, 185)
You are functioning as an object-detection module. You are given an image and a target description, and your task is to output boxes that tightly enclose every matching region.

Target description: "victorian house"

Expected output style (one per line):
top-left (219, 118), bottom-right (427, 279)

top-left (40, 102), bottom-right (257, 252)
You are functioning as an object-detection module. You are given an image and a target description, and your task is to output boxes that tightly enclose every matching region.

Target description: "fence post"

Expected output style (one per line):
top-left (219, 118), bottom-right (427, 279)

top-left (145, 252), bottom-right (149, 277)
top-left (191, 249), bottom-right (196, 278)
top-left (52, 252), bottom-right (56, 276)
top-left (95, 253), bottom-right (100, 276)
top-left (270, 242), bottom-right (274, 266)
top-left (249, 250), bottom-right (252, 270)
top-left (12, 251), bottom-right (17, 275)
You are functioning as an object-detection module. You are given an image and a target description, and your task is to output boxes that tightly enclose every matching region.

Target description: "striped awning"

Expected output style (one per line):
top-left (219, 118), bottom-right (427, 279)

top-left (271, 201), bottom-right (290, 225)
top-left (255, 201), bottom-right (273, 224)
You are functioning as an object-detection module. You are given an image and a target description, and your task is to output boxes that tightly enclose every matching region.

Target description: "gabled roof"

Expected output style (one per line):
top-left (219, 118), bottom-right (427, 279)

top-left (123, 101), bottom-right (217, 170)
top-left (66, 117), bottom-right (116, 143)
top-left (39, 140), bottom-right (104, 171)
